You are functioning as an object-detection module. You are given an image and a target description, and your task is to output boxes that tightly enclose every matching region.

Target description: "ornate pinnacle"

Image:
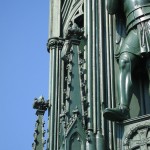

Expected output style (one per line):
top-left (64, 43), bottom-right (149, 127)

top-left (33, 96), bottom-right (49, 115)
top-left (65, 21), bottom-right (84, 40)
top-left (32, 96), bottom-right (49, 150)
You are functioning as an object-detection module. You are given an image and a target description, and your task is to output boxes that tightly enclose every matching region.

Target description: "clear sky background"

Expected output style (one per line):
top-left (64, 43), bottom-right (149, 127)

top-left (0, 0), bottom-right (50, 149)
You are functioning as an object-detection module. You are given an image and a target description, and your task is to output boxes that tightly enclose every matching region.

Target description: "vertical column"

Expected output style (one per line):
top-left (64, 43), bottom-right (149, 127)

top-left (47, 0), bottom-right (61, 148)
top-left (106, 10), bottom-right (113, 150)
top-left (86, 0), bottom-right (106, 149)
top-left (105, 1), bottom-right (116, 149)
top-left (96, 0), bottom-right (105, 149)
top-left (47, 38), bottom-right (64, 150)
top-left (86, 0), bottom-right (96, 146)
top-left (57, 39), bottom-right (64, 150)
top-left (86, 0), bottom-right (93, 131)
top-left (85, 0), bottom-right (96, 150)
top-left (98, 0), bottom-right (105, 137)
top-left (47, 37), bottom-right (57, 150)
top-left (92, 0), bottom-right (97, 134)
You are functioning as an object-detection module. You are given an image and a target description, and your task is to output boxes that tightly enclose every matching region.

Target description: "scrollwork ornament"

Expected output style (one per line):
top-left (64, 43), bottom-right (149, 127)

top-left (47, 37), bottom-right (59, 52)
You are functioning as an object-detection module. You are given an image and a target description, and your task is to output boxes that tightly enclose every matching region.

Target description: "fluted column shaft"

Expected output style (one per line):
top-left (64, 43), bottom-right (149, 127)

top-left (47, 38), bottom-right (64, 150)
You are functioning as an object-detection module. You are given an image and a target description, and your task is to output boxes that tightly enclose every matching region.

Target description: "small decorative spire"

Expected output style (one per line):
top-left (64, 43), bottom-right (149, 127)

top-left (32, 96), bottom-right (49, 150)
top-left (33, 96), bottom-right (49, 116)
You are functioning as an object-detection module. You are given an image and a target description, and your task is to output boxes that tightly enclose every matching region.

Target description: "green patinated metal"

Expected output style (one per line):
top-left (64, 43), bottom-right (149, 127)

top-left (32, 96), bottom-right (48, 150)
top-left (104, 0), bottom-right (150, 122)
top-left (32, 0), bottom-right (150, 149)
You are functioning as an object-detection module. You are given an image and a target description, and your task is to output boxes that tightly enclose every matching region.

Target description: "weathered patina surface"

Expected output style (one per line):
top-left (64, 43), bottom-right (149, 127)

top-left (104, 0), bottom-right (150, 121)
top-left (33, 0), bottom-right (150, 149)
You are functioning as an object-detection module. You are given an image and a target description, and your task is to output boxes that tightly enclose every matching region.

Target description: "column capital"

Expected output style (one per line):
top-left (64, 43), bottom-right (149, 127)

top-left (47, 37), bottom-right (65, 52)
top-left (58, 38), bottom-right (65, 50)
top-left (47, 37), bottom-right (59, 52)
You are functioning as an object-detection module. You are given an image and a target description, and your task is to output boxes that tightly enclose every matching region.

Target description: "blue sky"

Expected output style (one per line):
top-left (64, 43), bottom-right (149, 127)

top-left (0, 0), bottom-right (50, 149)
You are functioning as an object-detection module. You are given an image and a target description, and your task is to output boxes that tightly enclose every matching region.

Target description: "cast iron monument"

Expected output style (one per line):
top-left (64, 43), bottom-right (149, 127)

top-left (32, 0), bottom-right (150, 149)
top-left (104, 0), bottom-right (150, 121)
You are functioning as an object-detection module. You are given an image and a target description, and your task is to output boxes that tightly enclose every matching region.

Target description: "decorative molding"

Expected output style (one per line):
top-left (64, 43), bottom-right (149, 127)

top-left (65, 112), bottom-right (86, 149)
top-left (124, 123), bottom-right (150, 149)
top-left (47, 37), bottom-right (58, 52)
top-left (58, 38), bottom-right (64, 50)
top-left (122, 114), bottom-right (150, 125)
top-left (61, 0), bottom-right (84, 26)
top-left (47, 37), bottom-right (65, 53)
